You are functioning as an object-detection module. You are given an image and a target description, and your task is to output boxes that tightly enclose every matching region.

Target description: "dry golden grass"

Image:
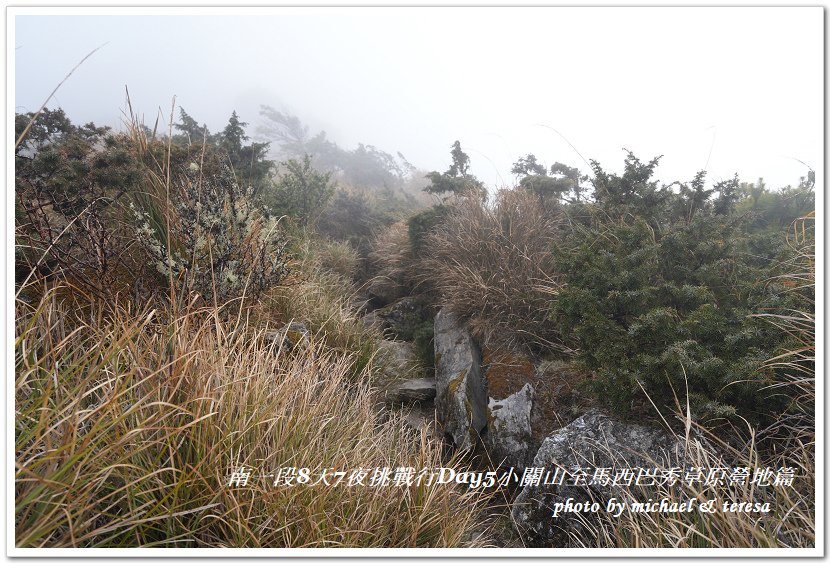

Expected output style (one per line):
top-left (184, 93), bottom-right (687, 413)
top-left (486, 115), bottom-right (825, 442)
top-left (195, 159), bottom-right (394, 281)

top-left (420, 190), bottom-right (565, 352)
top-left (313, 238), bottom-right (361, 281)
top-left (15, 283), bottom-right (492, 548)
top-left (264, 238), bottom-right (385, 380)
top-left (365, 219), bottom-right (413, 303)
top-left (564, 417), bottom-right (814, 548)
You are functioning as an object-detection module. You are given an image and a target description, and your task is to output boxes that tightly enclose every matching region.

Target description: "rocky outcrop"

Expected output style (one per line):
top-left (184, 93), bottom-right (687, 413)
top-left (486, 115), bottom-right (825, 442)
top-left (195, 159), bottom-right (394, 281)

top-left (434, 308), bottom-right (487, 450)
top-left (360, 309), bottom-right (384, 330)
top-left (511, 410), bottom-right (683, 546)
top-left (373, 297), bottom-right (430, 339)
top-left (384, 378), bottom-right (437, 405)
top-left (375, 339), bottom-right (424, 391)
top-left (485, 383), bottom-right (534, 470)
top-left (377, 339), bottom-right (418, 369)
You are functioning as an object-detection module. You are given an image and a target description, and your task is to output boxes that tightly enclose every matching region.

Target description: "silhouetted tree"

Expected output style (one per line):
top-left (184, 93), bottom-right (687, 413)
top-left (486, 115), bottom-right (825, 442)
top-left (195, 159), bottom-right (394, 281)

top-left (424, 141), bottom-right (485, 199)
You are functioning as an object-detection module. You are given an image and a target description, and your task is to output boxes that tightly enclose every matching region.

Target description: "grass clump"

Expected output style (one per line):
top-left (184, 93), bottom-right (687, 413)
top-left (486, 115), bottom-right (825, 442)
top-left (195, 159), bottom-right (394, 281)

top-left (265, 237), bottom-right (384, 380)
top-left (15, 285), bottom-right (492, 548)
top-left (565, 422), bottom-right (814, 548)
top-left (312, 237), bottom-right (361, 281)
top-left (365, 219), bottom-right (415, 305)
top-left (419, 190), bottom-right (564, 352)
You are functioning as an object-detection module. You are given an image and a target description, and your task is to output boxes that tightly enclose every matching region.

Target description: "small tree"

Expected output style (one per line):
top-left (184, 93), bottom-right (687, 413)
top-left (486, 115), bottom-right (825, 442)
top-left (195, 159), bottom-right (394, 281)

top-left (550, 162), bottom-right (589, 202)
top-left (511, 154), bottom-right (587, 203)
top-left (591, 151), bottom-right (670, 226)
top-left (511, 153), bottom-right (547, 177)
top-left (267, 155), bottom-right (336, 228)
top-left (423, 141), bottom-right (485, 200)
top-left (173, 108), bottom-right (209, 145)
top-left (172, 110), bottom-right (272, 196)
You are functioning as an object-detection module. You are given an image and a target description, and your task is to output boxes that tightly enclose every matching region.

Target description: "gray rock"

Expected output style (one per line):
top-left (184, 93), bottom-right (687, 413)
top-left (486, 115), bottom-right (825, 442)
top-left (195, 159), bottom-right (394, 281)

top-left (511, 410), bottom-right (683, 546)
top-left (378, 339), bottom-right (417, 366)
top-left (434, 308), bottom-right (487, 451)
top-left (384, 378), bottom-right (437, 405)
top-left (376, 340), bottom-right (423, 386)
top-left (375, 297), bottom-right (428, 338)
top-left (485, 383), bottom-right (534, 471)
top-left (360, 310), bottom-right (384, 330)
top-left (265, 322), bottom-right (309, 353)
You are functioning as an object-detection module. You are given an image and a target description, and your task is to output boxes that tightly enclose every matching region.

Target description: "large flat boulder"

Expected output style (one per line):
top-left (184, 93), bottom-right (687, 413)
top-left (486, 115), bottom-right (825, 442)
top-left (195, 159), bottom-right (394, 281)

top-left (434, 308), bottom-right (487, 450)
top-left (383, 378), bottom-right (436, 405)
top-left (511, 410), bottom-right (683, 546)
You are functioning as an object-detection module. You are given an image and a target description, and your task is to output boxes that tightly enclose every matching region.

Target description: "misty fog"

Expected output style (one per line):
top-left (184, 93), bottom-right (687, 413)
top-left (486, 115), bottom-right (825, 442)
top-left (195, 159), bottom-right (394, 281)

top-left (14, 7), bottom-right (822, 193)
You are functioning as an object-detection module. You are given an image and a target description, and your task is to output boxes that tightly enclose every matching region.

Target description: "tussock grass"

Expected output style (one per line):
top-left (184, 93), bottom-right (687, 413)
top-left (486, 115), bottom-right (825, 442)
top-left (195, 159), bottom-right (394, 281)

top-left (313, 238), bottom-right (361, 281)
top-left (755, 211), bottom-right (815, 412)
top-left (15, 285), bottom-right (491, 548)
top-left (366, 219), bottom-right (414, 303)
top-left (565, 418), bottom-right (814, 548)
top-left (420, 190), bottom-right (565, 352)
top-left (265, 238), bottom-right (385, 381)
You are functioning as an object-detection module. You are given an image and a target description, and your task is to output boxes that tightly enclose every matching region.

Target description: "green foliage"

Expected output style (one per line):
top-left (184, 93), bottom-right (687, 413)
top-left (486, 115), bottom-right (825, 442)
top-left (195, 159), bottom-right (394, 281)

top-left (448, 140), bottom-right (471, 177)
top-left (712, 175), bottom-right (741, 216)
top-left (411, 320), bottom-right (436, 376)
top-left (518, 174), bottom-right (571, 202)
top-left (316, 189), bottom-right (380, 248)
top-left (265, 155), bottom-right (336, 228)
top-left (511, 153), bottom-right (588, 202)
top-left (511, 153), bottom-right (547, 176)
top-left (172, 108), bottom-right (272, 196)
top-left (15, 107), bottom-right (76, 153)
top-left (218, 111), bottom-right (272, 195)
top-left (591, 151), bottom-right (671, 224)
top-left (736, 177), bottom-right (815, 231)
top-left (391, 310), bottom-right (436, 377)
top-left (551, 158), bottom-right (806, 424)
top-left (15, 111), bottom-right (141, 294)
top-left (375, 298), bottom-right (436, 375)
top-left (316, 185), bottom-right (426, 256)
top-left (407, 205), bottom-right (450, 257)
top-left (172, 107), bottom-right (208, 145)
top-left (423, 141), bottom-right (485, 199)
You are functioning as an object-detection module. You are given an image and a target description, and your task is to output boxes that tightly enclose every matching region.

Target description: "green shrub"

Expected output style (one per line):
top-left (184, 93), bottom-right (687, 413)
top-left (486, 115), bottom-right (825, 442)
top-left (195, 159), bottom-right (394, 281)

top-left (264, 155), bottom-right (336, 229)
top-left (407, 204), bottom-right (450, 257)
top-left (551, 203), bottom-right (802, 425)
top-left (541, 154), bottom-right (814, 425)
top-left (316, 188), bottom-right (382, 250)
top-left (15, 112), bottom-right (143, 295)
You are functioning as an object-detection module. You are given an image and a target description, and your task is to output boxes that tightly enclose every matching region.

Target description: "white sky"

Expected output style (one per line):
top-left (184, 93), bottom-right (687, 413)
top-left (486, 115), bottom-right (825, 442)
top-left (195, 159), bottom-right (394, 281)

top-left (12, 7), bottom-right (824, 191)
